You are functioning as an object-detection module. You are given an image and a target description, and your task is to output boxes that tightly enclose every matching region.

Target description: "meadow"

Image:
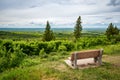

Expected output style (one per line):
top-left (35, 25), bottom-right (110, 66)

top-left (0, 29), bottom-right (120, 80)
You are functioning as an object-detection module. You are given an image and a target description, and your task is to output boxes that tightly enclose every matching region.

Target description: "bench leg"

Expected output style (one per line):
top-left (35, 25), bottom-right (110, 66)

top-left (71, 61), bottom-right (74, 66)
top-left (74, 59), bottom-right (77, 68)
top-left (71, 60), bottom-right (77, 68)
top-left (98, 55), bottom-right (102, 65)
top-left (94, 57), bottom-right (98, 63)
top-left (73, 52), bottom-right (77, 69)
top-left (98, 49), bottom-right (103, 65)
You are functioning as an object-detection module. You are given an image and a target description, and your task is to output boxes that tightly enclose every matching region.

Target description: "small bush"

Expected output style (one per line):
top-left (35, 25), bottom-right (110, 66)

top-left (113, 35), bottom-right (120, 42)
top-left (60, 51), bottom-right (68, 55)
top-left (2, 40), bottom-right (13, 52)
top-left (37, 42), bottom-right (48, 50)
top-left (46, 42), bottom-right (56, 53)
top-left (10, 45), bottom-right (26, 67)
top-left (58, 45), bottom-right (67, 52)
top-left (54, 41), bottom-right (62, 49)
top-left (39, 48), bottom-right (47, 58)
top-left (62, 41), bottom-right (74, 51)
top-left (0, 45), bottom-right (26, 72)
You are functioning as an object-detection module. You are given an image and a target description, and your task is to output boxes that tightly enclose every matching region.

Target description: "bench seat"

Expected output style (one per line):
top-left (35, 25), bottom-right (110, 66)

top-left (70, 49), bottom-right (103, 68)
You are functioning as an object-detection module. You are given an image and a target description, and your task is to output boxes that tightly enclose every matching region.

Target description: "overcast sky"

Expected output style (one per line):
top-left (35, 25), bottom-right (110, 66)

top-left (0, 0), bottom-right (120, 28)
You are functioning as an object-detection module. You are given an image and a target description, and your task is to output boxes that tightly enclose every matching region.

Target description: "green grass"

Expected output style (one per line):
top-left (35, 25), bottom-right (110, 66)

top-left (0, 43), bottom-right (120, 80)
top-left (0, 56), bottom-right (120, 80)
top-left (0, 31), bottom-right (120, 80)
top-left (84, 42), bottom-right (120, 55)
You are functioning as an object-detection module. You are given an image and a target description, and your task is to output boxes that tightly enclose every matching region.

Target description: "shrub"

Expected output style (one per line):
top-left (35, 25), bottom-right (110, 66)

top-left (62, 41), bottom-right (74, 51)
top-left (60, 51), bottom-right (68, 55)
top-left (10, 45), bottom-right (26, 67)
top-left (37, 42), bottom-right (48, 53)
top-left (2, 40), bottom-right (13, 52)
top-left (54, 41), bottom-right (62, 49)
top-left (75, 42), bottom-right (83, 50)
top-left (0, 48), bottom-right (11, 72)
top-left (58, 45), bottom-right (67, 52)
top-left (0, 39), bottom-right (2, 45)
top-left (0, 45), bottom-right (26, 72)
top-left (30, 44), bottom-right (39, 55)
top-left (37, 42), bottom-right (47, 49)
top-left (46, 42), bottom-right (56, 53)
top-left (113, 34), bottom-right (120, 42)
top-left (39, 48), bottom-right (47, 58)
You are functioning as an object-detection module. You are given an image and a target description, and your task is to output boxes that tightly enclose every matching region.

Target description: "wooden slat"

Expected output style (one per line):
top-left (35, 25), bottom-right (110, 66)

top-left (71, 50), bottom-right (101, 61)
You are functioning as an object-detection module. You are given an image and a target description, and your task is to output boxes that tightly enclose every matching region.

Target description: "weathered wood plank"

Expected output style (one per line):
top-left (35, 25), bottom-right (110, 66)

top-left (68, 49), bottom-right (103, 69)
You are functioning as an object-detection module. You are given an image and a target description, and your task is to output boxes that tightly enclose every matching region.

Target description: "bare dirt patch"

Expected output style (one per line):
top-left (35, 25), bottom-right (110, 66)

top-left (103, 55), bottom-right (120, 66)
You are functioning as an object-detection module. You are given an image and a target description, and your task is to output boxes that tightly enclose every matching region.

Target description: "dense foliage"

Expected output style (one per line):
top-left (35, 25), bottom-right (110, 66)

top-left (0, 42), bottom-right (120, 80)
top-left (74, 16), bottom-right (82, 40)
top-left (0, 44), bottom-right (26, 72)
top-left (43, 21), bottom-right (55, 41)
top-left (0, 36), bottom-right (116, 57)
top-left (106, 23), bottom-right (119, 40)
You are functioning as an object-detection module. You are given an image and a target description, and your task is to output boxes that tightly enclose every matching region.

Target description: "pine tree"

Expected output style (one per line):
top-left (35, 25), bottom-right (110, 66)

top-left (106, 23), bottom-right (119, 39)
top-left (114, 26), bottom-right (119, 35)
top-left (74, 16), bottom-right (82, 40)
top-left (43, 21), bottom-right (55, 41)
top-left (106, 23), bottom-right (114, 39)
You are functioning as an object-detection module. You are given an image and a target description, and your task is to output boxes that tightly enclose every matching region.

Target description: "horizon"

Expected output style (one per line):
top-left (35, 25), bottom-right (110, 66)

top-left (0, 27), bottom-right (107, 32)
top-left (0, 27), bottom-right (109, 29)
top-left (0, 0), bottom-right (120, 28)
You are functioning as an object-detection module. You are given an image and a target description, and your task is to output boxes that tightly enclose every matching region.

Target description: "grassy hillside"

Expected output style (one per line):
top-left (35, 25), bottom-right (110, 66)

top-left (0, 30), bottom-right (120, 80)
top-left (0, 43), bottom-right (120, 80)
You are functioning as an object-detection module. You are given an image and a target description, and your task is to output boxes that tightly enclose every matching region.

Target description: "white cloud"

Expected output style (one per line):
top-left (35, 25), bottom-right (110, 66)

top-left (0, 0), bottom-right (120, 28)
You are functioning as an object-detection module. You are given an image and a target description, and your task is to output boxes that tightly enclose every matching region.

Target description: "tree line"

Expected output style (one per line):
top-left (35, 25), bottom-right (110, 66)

top-left (43, 16), bottom-right (120, 41)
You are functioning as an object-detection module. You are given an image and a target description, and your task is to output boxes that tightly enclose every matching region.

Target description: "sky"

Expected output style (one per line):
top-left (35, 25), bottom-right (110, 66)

top-left (0, 0), bottom-right (120, 28)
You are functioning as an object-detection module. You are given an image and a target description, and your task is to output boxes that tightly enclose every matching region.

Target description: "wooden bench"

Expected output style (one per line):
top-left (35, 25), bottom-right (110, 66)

top-left (70, 49), bottom-right (103, 68)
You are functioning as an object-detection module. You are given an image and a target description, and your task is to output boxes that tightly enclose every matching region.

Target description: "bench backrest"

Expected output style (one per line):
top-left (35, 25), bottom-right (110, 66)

top-left (71, 49), bottom-right (102, 61)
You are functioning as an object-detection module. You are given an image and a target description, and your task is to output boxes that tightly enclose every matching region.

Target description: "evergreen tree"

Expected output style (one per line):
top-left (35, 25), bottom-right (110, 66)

top-left (114, 26), bottom-right (119, 35)
top-left (106, 23), bottom-right (119, 39)
top-left (74, 16), bottom-right (82, 40)
top-left (43, 21), bottom-right (55, 41)
top-left (106, 23), bottom-right (114, 39)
